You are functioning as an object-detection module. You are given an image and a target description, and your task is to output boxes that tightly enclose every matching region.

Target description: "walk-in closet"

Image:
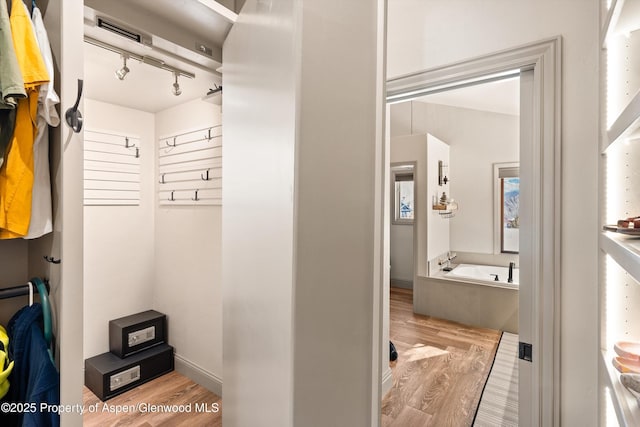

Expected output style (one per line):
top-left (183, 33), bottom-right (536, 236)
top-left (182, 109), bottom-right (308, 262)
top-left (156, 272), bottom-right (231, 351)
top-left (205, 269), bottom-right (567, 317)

top-left (0, 0), bottom-right (235, 424)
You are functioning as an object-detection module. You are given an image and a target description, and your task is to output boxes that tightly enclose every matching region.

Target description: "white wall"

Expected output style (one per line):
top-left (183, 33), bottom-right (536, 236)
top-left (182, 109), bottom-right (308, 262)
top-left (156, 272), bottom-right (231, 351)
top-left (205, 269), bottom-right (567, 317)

top-left (223, 0), bottom-right (385, 425)
top-left (390, 103), bottom-right (414, 284)
top-left (83, 99), bottom-right (155, 359)
top-left (387, 2), bottom-right (599, 425)
top-left (390, 224), bottom-right (412, 283)
top-left (426, 134), bottom-right (450, 267)
top-left (391, 135), bottom-right (428, 277)
top-left (222, 0), bottom-right (297, 424)
top-left (153, 98), bottom-right (222, 392)
top-left (412, 102), bottom-right (519, 255)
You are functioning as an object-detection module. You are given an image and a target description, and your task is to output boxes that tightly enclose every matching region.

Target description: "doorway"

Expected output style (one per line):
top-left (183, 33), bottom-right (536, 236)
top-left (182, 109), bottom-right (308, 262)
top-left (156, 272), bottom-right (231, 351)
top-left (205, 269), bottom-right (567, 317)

top-left (384, 75), bottom-right (520, 425)
top-left (390, 163), bottom-right (416, 290)
top-left (381, 38), bottom-right (561, 426)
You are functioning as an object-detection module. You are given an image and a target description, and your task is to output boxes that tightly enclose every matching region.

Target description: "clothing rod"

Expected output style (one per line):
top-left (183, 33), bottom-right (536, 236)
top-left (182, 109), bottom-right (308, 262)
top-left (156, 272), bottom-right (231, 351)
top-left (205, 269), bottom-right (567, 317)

top-left (159, 135), bottom-right (222, 150)
top-left (158, 165), bottom-right (220, 176)
top-left (85, 129), bottom-right (140, 139)
top-left (160, 146), bottom-right (221, 158)
top-left (84, 36), bottom-right (195, 79)
top-left (0, 281), bottom-right (50, 301)
top-left (159, 124), bottom-right (222, 141)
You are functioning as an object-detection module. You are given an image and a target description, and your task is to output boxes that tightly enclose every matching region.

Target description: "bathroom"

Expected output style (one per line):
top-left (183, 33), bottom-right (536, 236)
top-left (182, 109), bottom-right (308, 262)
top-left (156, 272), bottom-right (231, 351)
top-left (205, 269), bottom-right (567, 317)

top-left (390, 76), bottom-right (520, 334)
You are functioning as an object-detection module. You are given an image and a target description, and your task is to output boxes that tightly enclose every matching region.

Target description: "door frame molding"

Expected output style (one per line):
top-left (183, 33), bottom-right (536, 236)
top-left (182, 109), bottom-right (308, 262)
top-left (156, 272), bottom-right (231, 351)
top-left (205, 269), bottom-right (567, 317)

top-left (383, 37), bottom-right (561, 426)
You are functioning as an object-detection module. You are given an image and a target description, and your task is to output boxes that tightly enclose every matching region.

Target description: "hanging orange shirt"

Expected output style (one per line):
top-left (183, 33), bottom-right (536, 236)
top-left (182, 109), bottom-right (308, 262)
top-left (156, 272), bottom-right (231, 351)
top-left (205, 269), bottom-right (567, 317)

top-left (0, 1), bottom-right (49, 239)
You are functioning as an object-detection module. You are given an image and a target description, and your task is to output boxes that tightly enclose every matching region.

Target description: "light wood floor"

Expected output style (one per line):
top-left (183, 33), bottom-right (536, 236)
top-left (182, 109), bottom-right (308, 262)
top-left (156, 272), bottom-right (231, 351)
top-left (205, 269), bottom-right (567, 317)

top-left (83, 371), bottom-right (221, 426)
top-left (83, 288), bottom-right (498, 426)
top-left (381, 287), bottom-right (501, 427)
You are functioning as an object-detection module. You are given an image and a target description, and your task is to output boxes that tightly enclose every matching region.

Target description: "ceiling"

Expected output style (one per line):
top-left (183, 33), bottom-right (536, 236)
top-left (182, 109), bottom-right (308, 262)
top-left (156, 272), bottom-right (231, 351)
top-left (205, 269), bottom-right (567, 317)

top-left (414, 77), bottom-right (520, 116)
top-left (82, 1), bottom-right (518, 116)
top-left (83, 0), bottom-right (237, 113)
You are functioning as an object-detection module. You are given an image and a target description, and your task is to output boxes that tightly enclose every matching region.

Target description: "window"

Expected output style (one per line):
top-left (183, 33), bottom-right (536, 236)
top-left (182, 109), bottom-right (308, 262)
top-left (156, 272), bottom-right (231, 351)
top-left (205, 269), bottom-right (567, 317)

top-left (392, 166), bottom-right (414, 225)
top-left (494, 163), bottom-right (519, 253)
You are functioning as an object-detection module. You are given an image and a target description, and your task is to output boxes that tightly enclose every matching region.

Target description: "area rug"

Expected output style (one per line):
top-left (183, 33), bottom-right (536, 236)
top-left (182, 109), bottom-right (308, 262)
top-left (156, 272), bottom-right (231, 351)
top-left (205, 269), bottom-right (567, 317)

top-left (473, 332), bottom-right (519, 426)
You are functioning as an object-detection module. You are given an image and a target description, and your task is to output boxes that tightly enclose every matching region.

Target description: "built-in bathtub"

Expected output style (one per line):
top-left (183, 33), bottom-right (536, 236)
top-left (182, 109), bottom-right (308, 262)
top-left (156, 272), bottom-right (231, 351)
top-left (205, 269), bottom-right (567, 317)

top-left (444, 263), bottom-right (519, 290)
top-left (414, 262), bottom-right (519, 333)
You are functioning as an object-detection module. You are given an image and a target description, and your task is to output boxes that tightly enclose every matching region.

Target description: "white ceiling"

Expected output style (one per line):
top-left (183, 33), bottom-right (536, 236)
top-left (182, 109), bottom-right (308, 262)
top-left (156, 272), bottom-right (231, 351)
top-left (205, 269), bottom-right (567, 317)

top-left (83, 1), bottom-right (519, 116)
top-left (83, 43), bottom-right (218, 113)
top-left (83, 1), bottom-right (233, 113)
top-left (414, 77), bottom-right (520, 116)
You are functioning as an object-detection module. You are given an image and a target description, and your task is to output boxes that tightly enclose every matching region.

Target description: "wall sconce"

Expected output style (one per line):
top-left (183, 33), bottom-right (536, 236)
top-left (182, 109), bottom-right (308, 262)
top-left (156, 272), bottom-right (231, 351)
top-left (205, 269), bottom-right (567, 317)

top-left (438, 160), bottom-right (449, 186)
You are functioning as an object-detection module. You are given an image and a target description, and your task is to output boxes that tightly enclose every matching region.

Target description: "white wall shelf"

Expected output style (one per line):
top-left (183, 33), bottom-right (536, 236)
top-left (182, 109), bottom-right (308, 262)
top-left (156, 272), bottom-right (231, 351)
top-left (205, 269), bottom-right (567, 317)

top-left (602, 0), bottom-right (626, 48)
top-left (606, 89), bottom-right (640, 151)
top-left (600, 350), bottom-right (640, 427)
top-left (601, 232), bottom-right (640, 284)
top-left (600, 1), bottom-right (640, 425)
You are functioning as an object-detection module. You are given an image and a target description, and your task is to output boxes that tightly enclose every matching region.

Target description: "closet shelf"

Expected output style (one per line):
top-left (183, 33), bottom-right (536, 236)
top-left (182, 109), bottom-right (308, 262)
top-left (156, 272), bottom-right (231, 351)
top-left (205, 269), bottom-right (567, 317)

top-left (600, 349), bottom-right (640, 427)
top-left (605, 89), bottom-right (640, 152)
top-left (600, 231), bottom-right (640, 283)
top-left (602, 0), bottom-right (625, 48)
top-left (601, 0), bottom-right (640, 48)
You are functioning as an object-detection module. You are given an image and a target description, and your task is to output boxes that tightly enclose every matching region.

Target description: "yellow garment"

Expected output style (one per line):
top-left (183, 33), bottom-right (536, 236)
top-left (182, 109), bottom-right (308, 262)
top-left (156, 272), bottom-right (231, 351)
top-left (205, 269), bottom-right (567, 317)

top-left (0, 1), bottom-right (49, 239)
top-left (0, 325), bottom-right (14, 399)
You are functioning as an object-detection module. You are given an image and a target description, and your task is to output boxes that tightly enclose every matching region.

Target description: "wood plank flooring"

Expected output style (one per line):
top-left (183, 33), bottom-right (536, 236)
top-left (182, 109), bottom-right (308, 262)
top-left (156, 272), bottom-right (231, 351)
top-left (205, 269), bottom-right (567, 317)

top-left (82, 288), bottom-right (497, 426)
top-left (83, 371), bottom-right (221, 426)
top-left (382, 287), bottom-right (501, 427)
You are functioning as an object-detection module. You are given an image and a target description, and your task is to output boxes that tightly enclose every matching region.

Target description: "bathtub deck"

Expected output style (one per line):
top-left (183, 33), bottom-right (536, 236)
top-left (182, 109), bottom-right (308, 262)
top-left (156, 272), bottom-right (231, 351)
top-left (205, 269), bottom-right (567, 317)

top-left (382, 287), bottom-right (501, 427)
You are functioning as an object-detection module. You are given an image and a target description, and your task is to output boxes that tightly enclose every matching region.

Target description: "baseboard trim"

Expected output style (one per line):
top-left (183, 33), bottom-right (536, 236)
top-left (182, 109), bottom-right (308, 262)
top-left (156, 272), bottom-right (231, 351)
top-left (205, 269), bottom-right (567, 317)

top-left (382, 366), bottom-right (393, 397)
top-left (174, 353), bottom-right (223, 397)
top-left (390, 279), bottom-right (413, 289)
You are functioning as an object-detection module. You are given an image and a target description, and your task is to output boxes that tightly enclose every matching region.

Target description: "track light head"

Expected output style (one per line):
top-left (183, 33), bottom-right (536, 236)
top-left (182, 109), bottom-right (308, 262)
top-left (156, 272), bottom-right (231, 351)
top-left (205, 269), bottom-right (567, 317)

top-left (172, 72), bottom-right (182, 96)
top-left (115, 55), bottom-right (130, 80)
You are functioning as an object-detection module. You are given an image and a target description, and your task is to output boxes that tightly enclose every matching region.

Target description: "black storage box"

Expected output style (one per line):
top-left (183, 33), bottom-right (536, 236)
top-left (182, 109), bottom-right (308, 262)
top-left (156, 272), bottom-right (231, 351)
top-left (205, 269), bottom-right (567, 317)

top-left (85, 343), bottom-right (174, 401)
top-left (109, 310), bottom-right (166, 358)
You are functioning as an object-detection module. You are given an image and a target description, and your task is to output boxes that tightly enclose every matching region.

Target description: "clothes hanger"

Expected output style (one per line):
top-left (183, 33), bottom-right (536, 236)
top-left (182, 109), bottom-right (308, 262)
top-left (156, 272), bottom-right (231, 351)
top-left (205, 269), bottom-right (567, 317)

top-left (27, 282), bottom-right (33, 307)
top-left (30, 277), bottom-right (53, 363)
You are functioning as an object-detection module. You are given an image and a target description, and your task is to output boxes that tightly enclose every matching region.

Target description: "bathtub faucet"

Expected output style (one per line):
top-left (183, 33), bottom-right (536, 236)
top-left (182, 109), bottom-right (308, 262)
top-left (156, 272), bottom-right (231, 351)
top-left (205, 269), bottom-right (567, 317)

top-left (508, 262), bottom-right (515, 283)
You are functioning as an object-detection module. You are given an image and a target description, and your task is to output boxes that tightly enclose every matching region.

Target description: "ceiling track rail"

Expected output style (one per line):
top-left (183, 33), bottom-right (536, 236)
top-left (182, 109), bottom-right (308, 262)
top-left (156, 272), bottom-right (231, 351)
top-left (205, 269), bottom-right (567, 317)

top-left (84, 35), bottom-right (196, 79)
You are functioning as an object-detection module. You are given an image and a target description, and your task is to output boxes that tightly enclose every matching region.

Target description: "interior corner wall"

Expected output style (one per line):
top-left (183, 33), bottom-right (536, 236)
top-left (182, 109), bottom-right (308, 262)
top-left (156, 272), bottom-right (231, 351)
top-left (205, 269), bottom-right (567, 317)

top-left (153, 98), bottom-right (223, 390)
top-left (412, 102), bottom-right (519, 255)
top-left (83, 99), bottom-right (156, 359)
top-left (387, 2), bottom-right (599, 425)
top-left (389, 103), bottom-right (415, 283)
top-left (390, 134), bottom-right (427, 278)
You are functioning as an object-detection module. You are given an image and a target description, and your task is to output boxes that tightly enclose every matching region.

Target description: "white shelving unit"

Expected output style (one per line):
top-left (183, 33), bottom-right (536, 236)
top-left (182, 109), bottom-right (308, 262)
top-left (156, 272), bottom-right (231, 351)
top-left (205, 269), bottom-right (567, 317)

top-left (600, 0), bottom-right (640, 426)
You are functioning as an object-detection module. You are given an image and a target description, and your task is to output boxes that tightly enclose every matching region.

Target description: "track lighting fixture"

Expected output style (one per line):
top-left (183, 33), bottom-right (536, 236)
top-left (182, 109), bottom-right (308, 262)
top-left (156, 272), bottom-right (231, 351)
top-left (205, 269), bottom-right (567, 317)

top-left (115, 54), bottom-right (130, 80)
top-left (172, 72), bottom-right (182, 96)
top-left (85, 36), bottom-right (195, 93)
